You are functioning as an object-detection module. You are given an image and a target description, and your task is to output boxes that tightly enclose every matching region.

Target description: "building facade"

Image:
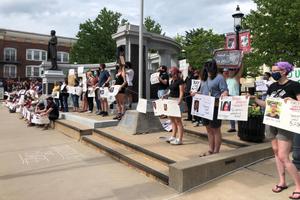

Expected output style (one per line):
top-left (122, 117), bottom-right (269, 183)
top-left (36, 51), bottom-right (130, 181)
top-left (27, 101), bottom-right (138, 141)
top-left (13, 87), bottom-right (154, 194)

top-left (0, 28), bottom-right (76, 80)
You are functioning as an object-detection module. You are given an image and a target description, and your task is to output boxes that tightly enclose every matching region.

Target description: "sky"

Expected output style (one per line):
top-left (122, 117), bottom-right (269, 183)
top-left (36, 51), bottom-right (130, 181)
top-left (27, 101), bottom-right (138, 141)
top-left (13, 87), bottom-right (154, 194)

top-left (0, 0), bottom-right (256, 38)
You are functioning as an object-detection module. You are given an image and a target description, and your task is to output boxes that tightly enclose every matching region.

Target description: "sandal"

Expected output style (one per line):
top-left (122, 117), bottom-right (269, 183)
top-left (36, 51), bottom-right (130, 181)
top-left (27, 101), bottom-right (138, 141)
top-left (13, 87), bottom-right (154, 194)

top-left (272, 185), bottom-right (288, 193)
top-left (199, 151), bottom-right (213, 157)
top-left (289, 192), bottom-right (300, 199)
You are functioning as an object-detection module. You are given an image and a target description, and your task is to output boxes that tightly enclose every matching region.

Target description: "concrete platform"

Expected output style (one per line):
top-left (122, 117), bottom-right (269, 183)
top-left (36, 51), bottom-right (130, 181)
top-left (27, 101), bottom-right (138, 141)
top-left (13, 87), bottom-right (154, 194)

top-left (60, 112), bottom-right (119, 128)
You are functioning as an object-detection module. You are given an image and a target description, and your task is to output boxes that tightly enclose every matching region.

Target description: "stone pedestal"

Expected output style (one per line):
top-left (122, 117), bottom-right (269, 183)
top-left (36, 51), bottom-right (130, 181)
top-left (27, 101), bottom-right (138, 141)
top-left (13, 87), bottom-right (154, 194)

top-left (42, 70), bottom-right (65, 95)
top-left (114, 110), bottom-right (163, 135)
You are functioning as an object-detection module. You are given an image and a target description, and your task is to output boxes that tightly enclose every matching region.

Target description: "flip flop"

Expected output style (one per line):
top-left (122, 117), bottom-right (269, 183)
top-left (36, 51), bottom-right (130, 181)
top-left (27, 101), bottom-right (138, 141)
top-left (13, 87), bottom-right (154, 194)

top-left (290, 192), bottom-right (300, 199)
top-left (272, 185), bottom-right (288, 193)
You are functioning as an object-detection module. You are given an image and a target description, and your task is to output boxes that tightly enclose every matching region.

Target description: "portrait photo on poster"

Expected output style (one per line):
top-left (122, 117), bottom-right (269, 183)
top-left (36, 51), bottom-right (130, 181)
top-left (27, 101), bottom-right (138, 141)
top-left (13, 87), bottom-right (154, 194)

top-left (221, 101), bottom-right (231, 112)
top-left (266, 100), bottom-right (281, 119)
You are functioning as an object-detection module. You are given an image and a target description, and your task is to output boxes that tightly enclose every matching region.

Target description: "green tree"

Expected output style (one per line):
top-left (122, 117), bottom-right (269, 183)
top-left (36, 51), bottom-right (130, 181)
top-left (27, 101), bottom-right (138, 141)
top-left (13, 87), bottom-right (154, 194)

top-left (182, 28), bottom-right (225, 67)
top-left (70, 8), bottom-right (126, 64)
top-left (244, 0), bottom-right (300, 68)
top-left (144, 16), bottom-right (163, 35)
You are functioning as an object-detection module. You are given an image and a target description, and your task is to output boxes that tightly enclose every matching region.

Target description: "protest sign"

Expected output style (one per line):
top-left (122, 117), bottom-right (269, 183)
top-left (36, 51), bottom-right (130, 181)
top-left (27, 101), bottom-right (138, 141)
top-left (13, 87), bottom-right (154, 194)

top-left (78, 66), bottom-right (84, 76)
top-left (152, 99), bottom-right (180, 117)
top-left (263, 97), bottom-right (300, 134)
top-left (191, 94), bottom-right (215, 120)
top-left (99, 87), bottom-right (109, 98)
top-left (52, 91), bottom-right (60, 99)
top-left (32, 114), bottom-right (50, 125)
top-left (255, 80), bottom-right (268, 92)
top-left (87, 87), bottom-right (95, 97)
top-left (190, 79), bottom-right (201, 93)
top-left (136, 98), bottom-right (147, 113)
top-left (150, 72), bottom-right (160, 85)
top-left (82, 76), bottom-right (87, 92)
top-left (217, 96), bottom-right (249, 121)
top-left (75, 86), bottom-right (83, 96)
top-left (67, 86), bottom-right (75, 94)
top-left (69, 69), bottom-right (75, 76)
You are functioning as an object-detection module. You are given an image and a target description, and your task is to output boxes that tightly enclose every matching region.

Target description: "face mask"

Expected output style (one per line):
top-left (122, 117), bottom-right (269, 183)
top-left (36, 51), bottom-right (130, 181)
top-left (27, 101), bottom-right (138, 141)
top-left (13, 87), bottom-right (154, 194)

top-left (194, 75), bottom-right (199, 79)
top-left (271, 72), bottom-right (282, 81)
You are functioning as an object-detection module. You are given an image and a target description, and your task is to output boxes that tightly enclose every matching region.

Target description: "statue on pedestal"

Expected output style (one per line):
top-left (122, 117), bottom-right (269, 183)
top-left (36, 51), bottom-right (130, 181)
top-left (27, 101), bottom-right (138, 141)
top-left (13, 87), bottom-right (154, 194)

top-left (48, 30), bottom-right (58, 70)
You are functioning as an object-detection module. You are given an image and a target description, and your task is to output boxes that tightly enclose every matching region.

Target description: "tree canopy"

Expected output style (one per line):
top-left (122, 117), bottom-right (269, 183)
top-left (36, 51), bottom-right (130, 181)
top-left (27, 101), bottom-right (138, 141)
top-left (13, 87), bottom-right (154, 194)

top-left (70, 8), bottom-right (125, 64)
top-left (244, 0), bottom-right (300, 70)
top-left (144, 16), bottom-right (163, 35)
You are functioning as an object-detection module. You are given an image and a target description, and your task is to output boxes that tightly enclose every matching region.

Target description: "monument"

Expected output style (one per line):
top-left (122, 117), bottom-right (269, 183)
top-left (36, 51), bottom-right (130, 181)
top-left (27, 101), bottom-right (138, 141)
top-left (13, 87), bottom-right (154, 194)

top-left (41, 30), bottom-right (65, 95)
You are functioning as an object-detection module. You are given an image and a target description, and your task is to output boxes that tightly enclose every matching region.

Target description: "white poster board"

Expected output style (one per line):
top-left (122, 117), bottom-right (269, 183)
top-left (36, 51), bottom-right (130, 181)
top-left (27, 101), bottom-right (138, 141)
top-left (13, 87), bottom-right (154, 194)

top-left (69, 69), bottom-right (75, 76)
top-left (255, 80), bottom-right (268, 92)
top-left (152, 99), bottom-right (181, 117)
top-left (67, 86), bottom-right (76, 94)
top-left (190, 79), bottom-right (201, 93)
top-left (263, 97), bottom-right (300, 134)
top-left (75, 86), bottom-right (83, 96)
top-left (52, 91), bottom-right (60, 99)
top-left (87, 87), bottom-right (95, 97)
top-left (191, 94), bottom-right (215, 120)
top-left (150, 72), bottom-right (160, 85)
top-left (152, 100), bottom-right (162, 116)
top-left (217, 96), bottom-right (249, 121)
top-left (136, 98), bottom-right (147, 113)
top-left (78, 66), bottom-right (84, 77)
top-left (82, 76), bottom-right (87, 92)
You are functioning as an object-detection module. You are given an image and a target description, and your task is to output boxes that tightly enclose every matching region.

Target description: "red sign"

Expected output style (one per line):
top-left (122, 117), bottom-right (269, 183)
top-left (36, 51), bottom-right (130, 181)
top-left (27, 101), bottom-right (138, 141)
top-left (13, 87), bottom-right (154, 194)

top-left (225, 33), bottom-right (236, 50)
top-left (239, 31), bottom-right (251, 53)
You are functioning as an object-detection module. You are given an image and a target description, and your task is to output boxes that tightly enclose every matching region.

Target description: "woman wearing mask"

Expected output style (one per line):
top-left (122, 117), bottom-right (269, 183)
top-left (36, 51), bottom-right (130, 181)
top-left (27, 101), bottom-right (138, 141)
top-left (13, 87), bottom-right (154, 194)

top-left (167, 66), bottom-right (184, 145)
top-left (199, 59), bottom-right (228, 156)
top-left (113, 65), bottom-right (127, 120)
top-left (254, 62), bottom-right (300, 199)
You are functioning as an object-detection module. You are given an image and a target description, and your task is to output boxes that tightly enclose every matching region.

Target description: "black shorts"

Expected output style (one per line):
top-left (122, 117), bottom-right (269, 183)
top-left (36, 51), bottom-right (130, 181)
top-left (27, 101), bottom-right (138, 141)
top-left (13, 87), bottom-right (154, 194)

top-left (125, 86), bottom-right (134, 95)
top-left (202, 106), bottom-right (222, 128)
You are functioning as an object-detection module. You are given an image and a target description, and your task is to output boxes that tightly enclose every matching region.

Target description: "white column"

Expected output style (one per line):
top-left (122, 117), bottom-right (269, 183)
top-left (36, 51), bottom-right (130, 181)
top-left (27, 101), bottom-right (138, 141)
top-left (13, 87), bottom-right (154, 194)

top-left (138, 0), bottom-right (144, 98)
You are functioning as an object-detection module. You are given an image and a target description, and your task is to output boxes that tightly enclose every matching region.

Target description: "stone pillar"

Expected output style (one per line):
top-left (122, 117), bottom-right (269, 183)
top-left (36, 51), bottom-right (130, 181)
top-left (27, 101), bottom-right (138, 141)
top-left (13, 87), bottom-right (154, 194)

top-left (42, 70), bottom-right (65, 95)
top-left (159, 50), bottom-right (172, 67)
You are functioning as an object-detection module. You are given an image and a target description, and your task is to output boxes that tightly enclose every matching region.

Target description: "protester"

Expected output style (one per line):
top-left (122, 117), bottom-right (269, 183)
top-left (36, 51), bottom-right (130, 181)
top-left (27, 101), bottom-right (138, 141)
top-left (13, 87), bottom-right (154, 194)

top-left (71, 78), bottom-right (80, 112)
top-left (79, 77), bottom-right (88, 112)
top-left (184, 66), bottom-right (195, 122)
top-left (113, 64), bottom-right (127, 120)
top-left (60, 79), bottom-right (69, 112)
top-left (52, 81), bottom-right (61, 108)
top-left (223, 66), bottom-right (243, 133)
top-left (86, 71), bottom-right (96, 113)
top-left (40, 97), bottom-right (59, 130)
top-left (157, 65), bottom-right (169, 99)
top-left (125, 62), bottom-right (134, 109)
top-left (199, 59), bottom-right (228, 156)
top-left (254, 61), bottom-right (300, 199)
top-left (93, 70), bottom-right (101, 114)
top-left (98, 63), bottom-right (111, 116)
top-left (166, 66), bottom-right (184, 145)
top-left (190, 69), bottom-right (203, 127)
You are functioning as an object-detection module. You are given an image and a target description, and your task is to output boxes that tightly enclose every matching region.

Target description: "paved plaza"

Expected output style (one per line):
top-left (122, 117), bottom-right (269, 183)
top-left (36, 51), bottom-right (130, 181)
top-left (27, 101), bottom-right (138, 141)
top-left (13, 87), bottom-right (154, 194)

top-left (0, 105), bottom-right (296, 200)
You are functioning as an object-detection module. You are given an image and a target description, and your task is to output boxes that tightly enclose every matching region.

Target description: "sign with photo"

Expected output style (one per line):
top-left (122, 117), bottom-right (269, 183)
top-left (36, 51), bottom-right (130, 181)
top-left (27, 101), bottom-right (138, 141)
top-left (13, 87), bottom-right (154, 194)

top-left (191, 94), bottom-right (215, 120)
top-left (87, 87), bottom-right (95, 97)
top-left (225, 33), bottom-right (236, 50)
top-left (136, 98), bottom-right (148, 114)
top-left (217, 96), bottom-right (249, 121)
top-left (263, 97), bottom-right (300, 134)
top-left (190, 79), bottom-right (202, 93)
top-left (239, 31), bottom-right (251, 53)
top-left (99, 87), bottom-right (109, 98)
top-left (150, 72), bottom-right (160, 85)
top-left (32, 114), bottom-right (50, 125)
top-left (152, 99), bottom-right (181, 117)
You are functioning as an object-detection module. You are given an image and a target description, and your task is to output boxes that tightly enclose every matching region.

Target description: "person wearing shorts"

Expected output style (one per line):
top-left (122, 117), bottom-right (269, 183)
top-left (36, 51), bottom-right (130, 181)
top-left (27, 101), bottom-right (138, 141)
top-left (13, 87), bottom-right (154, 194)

top-left (254, 61), bottom-right (300, 199)
top-left (199, 59), bottom-right (228, 156)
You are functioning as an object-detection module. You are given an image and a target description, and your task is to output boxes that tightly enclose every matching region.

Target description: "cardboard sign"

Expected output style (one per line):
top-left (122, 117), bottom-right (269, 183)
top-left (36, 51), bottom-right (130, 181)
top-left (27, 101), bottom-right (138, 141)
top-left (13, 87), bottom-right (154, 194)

top-left (191, 94), bottom-right (215, 120)
top-left (255, 80), bottom-right (268, 92)
top-left (152, 99), bottom-right (181, 117)
top-left (217, 96), bottom-right (249, 121)
top-left (190, 79), bottom-right (201, 93)
top-left (150, 72), bottom-right (160, 85)
top-left (263, 97), bottom-right (300, 134)
top-left (136, 98), bottom-right (148, 114)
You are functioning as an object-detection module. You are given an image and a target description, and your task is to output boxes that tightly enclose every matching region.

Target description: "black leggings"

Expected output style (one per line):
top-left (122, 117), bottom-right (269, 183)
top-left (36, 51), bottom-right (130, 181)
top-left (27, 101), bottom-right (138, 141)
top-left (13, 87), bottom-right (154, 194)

top-left (86, 92), bottom-right (94, 111)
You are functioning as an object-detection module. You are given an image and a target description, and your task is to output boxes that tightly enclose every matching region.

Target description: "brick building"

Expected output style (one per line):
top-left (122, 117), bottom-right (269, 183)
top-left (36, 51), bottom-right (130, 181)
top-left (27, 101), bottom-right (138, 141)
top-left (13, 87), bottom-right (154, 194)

top-left (0, 28), bottom-right (77, 80)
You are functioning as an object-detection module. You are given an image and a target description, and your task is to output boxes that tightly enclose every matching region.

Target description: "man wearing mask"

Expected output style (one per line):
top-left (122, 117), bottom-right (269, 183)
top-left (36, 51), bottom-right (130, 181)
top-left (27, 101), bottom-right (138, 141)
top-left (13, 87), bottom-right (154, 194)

top-left (157, 65), bottom-right (169, 99)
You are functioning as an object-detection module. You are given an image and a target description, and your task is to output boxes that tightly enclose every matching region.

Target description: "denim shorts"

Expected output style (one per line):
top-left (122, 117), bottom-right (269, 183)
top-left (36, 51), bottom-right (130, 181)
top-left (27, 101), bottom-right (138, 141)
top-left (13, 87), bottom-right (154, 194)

top-left (157, 89), bottom-right (169, 99)
top-left (265, 125), bottom-right (294, 141)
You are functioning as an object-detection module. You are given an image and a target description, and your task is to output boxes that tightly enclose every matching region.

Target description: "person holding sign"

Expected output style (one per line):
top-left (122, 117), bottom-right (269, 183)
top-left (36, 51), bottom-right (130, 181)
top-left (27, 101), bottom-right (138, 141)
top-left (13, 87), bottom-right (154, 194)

top-left (166, 67), bottom-right (184, 145)
top-left (98, 63), bottom-right (111, 117)
top-left (157, 65), bottom-right (169, 99)
top-left (254, 62), bottom-right (300, 199)
top-left (184, 66), bottom-right (195, 121)
top-left (199, 59), bottom-right (228, 156)
top-left (52, 82), bottom-right (60, 108)
top-left (190, 69), bottom-right (203, 126)
top-left (113, 65), bottom-right (127, 121)
top-left (60, 79), bottom-right (69, 112)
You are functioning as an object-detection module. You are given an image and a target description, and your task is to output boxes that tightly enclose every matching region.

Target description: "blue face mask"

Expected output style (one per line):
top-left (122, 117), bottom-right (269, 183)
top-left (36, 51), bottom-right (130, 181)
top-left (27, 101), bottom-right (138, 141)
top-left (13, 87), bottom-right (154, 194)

top-left (271, 72), bottom-right (282, 81)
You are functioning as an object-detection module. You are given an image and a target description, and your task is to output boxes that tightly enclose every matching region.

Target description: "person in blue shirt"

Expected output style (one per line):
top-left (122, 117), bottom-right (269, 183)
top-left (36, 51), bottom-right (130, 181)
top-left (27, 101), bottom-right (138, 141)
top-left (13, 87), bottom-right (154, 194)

top-left (98, 63), bottom-right (111, 117)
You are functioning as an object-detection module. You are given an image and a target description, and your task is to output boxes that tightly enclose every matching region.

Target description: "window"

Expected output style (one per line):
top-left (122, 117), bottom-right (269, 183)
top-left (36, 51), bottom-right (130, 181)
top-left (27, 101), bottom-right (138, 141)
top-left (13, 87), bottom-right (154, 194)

top-left (26, 49), bottom-right (47, 61)
top-left (4, 48), bottom-right (17, 62)
top-left (57, 52), bottom-right (69, 63)
top-left (26, 65), bottom-right (40, 77)
top-left (3, 65), bottom-right (17, 78)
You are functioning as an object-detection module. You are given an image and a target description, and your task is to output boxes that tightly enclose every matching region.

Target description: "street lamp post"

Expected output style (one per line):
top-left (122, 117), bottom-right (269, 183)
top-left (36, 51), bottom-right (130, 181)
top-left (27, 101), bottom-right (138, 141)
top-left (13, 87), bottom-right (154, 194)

top-left (232, 5), bottom-right (244, 50)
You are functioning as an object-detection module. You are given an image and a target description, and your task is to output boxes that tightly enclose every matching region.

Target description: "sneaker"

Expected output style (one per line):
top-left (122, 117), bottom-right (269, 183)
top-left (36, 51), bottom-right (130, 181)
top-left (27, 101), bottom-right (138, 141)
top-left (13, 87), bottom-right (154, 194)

top-left (170, 138), bottom-right (182, 145)
top-left (102, 112), bottom-right (108, 117)
top-left (97, 111), bottom-right (104, 115)
top-left (113, 114), bottom-right (121, 120)
top-left (166, 136), bottom-right (176, 143)
top-left (227, 129), bottom-right (237, 133)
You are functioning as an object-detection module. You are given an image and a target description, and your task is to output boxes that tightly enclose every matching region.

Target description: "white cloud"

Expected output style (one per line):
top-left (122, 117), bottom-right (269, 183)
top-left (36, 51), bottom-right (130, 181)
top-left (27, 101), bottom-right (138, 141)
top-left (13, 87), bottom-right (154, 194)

top-left (0, 0), bottom-right (256, 38)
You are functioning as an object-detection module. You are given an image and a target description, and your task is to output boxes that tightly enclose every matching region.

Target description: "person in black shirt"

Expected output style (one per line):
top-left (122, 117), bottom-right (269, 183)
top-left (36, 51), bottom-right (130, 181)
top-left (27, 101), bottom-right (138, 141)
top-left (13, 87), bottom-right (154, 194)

top-left (254, 62), bottom-right (300, 199)
top-left (40, 97), bottom-right (59, 130)
top-left (167, 67), bottom-right (184, 145)
top-left (157, 65), bottom-right (169, 99)
top-left (184, 66), bottom-right (194, 121)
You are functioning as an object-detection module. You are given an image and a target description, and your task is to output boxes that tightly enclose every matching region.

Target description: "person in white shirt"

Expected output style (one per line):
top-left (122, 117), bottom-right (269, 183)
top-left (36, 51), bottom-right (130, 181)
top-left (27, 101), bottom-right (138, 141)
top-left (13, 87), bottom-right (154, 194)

top-left (125, 62), bottom-right (134, 109)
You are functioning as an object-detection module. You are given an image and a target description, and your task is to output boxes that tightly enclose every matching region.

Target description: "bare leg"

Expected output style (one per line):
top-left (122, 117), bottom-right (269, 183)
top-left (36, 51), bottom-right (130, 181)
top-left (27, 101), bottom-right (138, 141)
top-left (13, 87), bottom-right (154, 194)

top-left (206, 126), bottom-right (214, 153)
top-left (176, 117), bottom-right (183, 142)
top-left (170, 117), bottom-right (177, 138)
top-left (271, 139), bottom-right (287, 189)
top-left (212, 127), bottom-right (222, 153)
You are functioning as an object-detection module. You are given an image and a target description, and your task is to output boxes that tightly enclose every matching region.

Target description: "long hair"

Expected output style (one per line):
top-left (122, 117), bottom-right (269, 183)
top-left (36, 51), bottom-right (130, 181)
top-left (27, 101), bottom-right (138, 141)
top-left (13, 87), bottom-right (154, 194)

top-left (204, 59), bottom-right (218, 80)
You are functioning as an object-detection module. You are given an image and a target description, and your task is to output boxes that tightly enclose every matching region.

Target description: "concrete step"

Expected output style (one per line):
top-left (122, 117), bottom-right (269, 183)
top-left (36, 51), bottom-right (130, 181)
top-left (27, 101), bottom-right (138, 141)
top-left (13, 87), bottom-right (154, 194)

top-left (82, 135), bottom-right (170, 184)
top-left (55, 119), bottom-right (93, 141)
top-left (93, 129), bottom-right (175, 166)
top-left (60, 112), bottom-right (118, 129)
